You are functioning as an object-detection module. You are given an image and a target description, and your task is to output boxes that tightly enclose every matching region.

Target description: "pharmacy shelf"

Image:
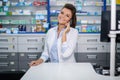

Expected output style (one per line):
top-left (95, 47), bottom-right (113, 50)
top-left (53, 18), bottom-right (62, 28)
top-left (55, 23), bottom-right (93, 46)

top-left (78, 32), bottom-right (100, 34)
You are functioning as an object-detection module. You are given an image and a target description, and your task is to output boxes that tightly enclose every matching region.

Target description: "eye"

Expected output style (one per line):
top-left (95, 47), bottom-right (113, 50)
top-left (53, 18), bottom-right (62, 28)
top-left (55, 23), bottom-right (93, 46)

top-left (66, 15), bottom-right (69, 17)
top-left (60, 11), bottom-right (64, 14)
top-left (66, 14), bottom-right (71, 18)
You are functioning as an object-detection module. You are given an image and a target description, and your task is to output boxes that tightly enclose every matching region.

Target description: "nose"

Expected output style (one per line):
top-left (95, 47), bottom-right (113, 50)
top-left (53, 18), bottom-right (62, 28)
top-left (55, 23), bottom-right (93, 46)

top-left (61, 14), bottom-right (66, 18)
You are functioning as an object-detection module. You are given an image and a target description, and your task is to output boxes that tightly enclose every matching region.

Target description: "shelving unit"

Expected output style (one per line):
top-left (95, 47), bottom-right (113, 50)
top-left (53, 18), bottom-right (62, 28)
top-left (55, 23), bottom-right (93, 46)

top-left (0, 0), bottom-right (49, 34)
top-left (0, 0), bottom-right (48, 72)
top-left (0, 0), bottom-right (118, 76)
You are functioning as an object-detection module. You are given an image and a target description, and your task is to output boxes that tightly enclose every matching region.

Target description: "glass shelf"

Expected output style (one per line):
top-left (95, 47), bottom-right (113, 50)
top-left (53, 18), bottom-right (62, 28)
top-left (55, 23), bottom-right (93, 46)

top-left (0, 32), bottom-right (46, 34)
top-left (0, 13), bottom-right (47, 16)
top-left (79, 32), bottom-right (100, 34)
top-left (18, 32), bottom-right (46, 34)
top-left (50, 5), bottom-right (103, 7)
top-left (77, 23), bottom-right (101, 25)
top-left (50, 13), bottom-right (101, 16)
top-left (106, 4), bottom-right (120, 6)
top-left (7, 5), bottom-right (33, 7)
top-left (76, 14), bottom-right (101, 16)
top-left (0, 23), bottom-right (36, 25)
top-left (117, 4), bottom-right (120, 6)
top-left (51, 22), bottom-right (101, 25)
top-left (8, 5), bottom-right (47, 7)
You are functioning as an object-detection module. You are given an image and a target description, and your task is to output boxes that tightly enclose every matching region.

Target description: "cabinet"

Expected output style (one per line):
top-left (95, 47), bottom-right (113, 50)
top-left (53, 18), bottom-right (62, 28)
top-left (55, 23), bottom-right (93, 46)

top-left (0, 0), bottom-right (48, 72)
top-left (75, 34), bottom-right (110, 67)
top-left (18, 34), bottom-right (45, 71)
top-left (19, 53), bottom-right (41, 72)
top-left (0, 36), bottom-right (17, 52)
top-left (18, 36), bottom-right (44, 52)
top-left (0, 34), bottom-right (45, 72)
top-left (0, 52), bottom-right (18, 72)
top-left (106, 44), bottom-right (120, 67)
top-left (0, 36), bottom-right (18, 72)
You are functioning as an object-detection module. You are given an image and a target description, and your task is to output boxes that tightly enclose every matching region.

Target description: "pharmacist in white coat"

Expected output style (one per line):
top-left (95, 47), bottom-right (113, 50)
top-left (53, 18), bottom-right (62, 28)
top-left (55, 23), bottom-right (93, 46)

top-left (29, 3), bottom-right (78, 66)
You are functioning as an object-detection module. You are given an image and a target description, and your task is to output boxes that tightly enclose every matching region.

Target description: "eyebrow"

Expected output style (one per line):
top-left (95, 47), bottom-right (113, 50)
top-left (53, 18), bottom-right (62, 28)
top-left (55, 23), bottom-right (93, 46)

top-left (61, 10), bottom-right (72, 17)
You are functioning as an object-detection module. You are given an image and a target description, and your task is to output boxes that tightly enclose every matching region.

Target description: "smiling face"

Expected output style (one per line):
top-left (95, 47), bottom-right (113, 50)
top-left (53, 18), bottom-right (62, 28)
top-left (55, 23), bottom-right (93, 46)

top-left (58, 8), bottom-right (72, 26)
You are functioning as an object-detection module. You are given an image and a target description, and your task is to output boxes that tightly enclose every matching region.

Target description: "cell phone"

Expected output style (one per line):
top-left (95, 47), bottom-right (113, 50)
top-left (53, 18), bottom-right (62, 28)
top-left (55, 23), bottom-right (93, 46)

top-left (70, 20), bottom-right (72, 26)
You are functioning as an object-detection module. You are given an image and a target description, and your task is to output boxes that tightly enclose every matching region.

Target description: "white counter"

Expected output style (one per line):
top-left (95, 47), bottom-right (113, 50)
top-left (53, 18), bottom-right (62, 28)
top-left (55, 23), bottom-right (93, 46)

top-left (20, 63), bottom-right (120, 80)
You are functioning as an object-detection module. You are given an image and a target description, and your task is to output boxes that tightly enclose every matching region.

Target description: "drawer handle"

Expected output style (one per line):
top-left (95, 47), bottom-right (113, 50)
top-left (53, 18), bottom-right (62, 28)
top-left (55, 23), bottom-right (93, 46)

top-left (28, 55), bottom-right (37, 59)
top-left (27, 39), bottom-right (38, 42)
top-left (87, 39), bottom-right (97, 42)
top-left (87, 55), bottom-right (97, 59)
top-left (0, 47), bottom-right (8, 50)
top-left (117, 48), bottom-right (120, 50)
top-left (0, 39), bottom-right (8, 42)
top-left (91, 63), bottom-right (97, 66)
top-left (28, 48), bottom-right (38, 50)
top-left (0, 63), bottom-right (8, 66)
top-left (0, 55), bottom-right (8, 58)
top-left (87, 48), bottom-right (97, 50)
top-left (42, 38), bottom-right (45, 43)
top-left (117, 55), bottom-right (120, 59)
top-left (117, 63), bottom-right (120, 66)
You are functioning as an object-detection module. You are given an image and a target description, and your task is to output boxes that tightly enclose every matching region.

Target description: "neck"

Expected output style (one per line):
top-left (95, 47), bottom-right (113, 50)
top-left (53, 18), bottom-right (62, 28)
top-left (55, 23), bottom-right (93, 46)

top-left (58, 24), bottom-right (65, 32)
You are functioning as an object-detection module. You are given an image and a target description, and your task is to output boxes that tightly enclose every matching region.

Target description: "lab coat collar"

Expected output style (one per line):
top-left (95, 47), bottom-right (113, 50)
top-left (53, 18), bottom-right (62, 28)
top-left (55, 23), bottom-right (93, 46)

top-left (53, 26), bottom-right (66, 32)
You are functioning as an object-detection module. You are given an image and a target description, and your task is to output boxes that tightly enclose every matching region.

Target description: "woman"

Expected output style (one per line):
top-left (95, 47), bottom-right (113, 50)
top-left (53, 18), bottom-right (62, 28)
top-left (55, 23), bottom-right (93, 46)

top-left (29, 3), bottom-right (78, 66)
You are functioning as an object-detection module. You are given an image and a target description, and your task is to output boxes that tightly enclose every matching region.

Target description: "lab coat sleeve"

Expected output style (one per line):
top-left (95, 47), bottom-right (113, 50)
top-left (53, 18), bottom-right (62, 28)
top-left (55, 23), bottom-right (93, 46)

top-left (40, 32), bottom-right (49, 62)
top-left (61, 42), bottom-right (68, 53)
top-left (61, 29), bottom-right (78, 58)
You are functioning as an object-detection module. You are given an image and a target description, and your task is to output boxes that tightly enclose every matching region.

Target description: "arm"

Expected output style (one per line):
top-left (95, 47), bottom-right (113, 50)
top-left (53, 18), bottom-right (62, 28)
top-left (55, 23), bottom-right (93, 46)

top-left (61, 29), bottom-right (78, 58)
top-left (40, 34), bottom-right (49, 62)
top-left (29, 31), bottom-right (49, 66)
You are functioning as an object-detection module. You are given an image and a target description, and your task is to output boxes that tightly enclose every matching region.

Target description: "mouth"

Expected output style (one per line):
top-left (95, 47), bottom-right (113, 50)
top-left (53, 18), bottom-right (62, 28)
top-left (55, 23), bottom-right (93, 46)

top-left (59, 18), bottom-right (66, 22)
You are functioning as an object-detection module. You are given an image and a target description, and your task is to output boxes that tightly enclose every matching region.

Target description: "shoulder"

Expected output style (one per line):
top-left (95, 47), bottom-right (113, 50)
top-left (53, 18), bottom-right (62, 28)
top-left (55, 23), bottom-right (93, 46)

top-left (70, 28), bottom-right (78, 34)
top-left (46, 27), bottom-right (56, 34)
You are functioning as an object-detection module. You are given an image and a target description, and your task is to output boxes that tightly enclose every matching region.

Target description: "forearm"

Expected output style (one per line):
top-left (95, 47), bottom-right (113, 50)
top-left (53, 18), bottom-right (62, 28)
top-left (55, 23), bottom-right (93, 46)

top-left (61, 30), bottom-right (78, 58)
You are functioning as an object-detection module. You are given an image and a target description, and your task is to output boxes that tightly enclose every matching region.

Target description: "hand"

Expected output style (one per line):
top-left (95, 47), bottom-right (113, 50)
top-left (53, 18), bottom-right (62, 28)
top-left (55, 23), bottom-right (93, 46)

top-left (63, 22), bottom-right (70, 34)
top-left (62, 22), bottom-right (70, 43)
top-left (29, 59), bottom-right (43, 67)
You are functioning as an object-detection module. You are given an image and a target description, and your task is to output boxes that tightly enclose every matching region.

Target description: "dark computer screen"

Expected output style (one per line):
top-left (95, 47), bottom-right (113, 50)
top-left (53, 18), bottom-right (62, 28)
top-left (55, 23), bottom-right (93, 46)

top-left (100, 11), bottom-right (111, 42)
top-left (100, 10), bottom-right (120, 42)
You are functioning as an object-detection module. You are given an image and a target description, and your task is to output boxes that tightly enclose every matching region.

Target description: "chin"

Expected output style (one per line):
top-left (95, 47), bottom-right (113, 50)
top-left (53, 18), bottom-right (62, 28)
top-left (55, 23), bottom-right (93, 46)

top-left (59, 22), bottom-right (65, 25)
top-left (59, 24), bottom-right (65, 26)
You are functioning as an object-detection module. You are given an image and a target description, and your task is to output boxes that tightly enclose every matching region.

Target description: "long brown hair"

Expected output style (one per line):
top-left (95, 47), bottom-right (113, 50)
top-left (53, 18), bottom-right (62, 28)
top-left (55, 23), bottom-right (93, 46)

top-left (62, 3), bottom-right (77, 28)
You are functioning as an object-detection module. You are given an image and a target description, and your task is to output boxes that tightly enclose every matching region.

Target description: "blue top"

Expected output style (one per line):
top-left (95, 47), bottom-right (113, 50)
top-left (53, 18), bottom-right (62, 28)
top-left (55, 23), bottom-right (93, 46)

top-left (50, 33), bottom-right (58, 62)
top-left (50, 27), bottom-right (67, 62)
top-left (40, 26), bottom-right (68, 62)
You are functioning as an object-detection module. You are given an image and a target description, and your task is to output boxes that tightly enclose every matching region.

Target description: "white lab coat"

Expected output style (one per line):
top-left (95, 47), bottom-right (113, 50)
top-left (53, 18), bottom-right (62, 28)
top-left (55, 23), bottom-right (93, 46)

top-left (40, 27), bottom-right (78, 63)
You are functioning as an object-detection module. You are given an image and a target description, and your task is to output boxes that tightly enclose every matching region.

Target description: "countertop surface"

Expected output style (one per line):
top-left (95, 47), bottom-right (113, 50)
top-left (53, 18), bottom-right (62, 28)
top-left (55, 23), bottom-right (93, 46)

top-left (21, 63), bottom-right (120, 80)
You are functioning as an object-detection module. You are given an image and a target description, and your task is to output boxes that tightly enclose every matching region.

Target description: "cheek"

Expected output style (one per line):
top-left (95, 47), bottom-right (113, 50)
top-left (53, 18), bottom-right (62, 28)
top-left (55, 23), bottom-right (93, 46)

top-left (66, 18), bottom-right (71, 23)
top-left (67, 18), bottom-right (71, 21)
top-left (57, 15), bottom-right (61, 20)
